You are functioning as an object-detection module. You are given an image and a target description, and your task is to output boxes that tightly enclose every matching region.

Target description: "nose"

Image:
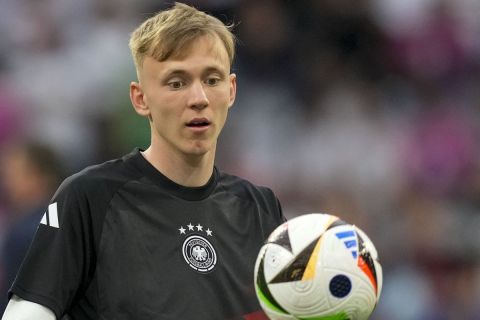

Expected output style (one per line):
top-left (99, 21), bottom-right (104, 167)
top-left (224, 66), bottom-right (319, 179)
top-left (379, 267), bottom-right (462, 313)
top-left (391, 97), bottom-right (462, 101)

top-left (188, 81), bottom-right (209, 110)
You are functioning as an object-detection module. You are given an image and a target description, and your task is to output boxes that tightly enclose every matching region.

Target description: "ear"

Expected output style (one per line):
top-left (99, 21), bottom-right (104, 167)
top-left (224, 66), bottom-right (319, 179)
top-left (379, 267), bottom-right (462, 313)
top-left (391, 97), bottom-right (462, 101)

top-left (130, 82), bottom-right (150, 117)
top-left (228, 73), bottom-right (237, 108)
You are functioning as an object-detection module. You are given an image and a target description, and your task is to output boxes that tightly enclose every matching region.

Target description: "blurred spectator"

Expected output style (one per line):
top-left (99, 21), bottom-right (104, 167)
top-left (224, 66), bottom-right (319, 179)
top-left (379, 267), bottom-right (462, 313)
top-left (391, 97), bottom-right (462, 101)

top-left (387, 1), bottom-right (469, 84)
top-left (235, 0), bottom-right (295, 82)
top-left (0, 142), bottom-right (64, 313)
top-left (0, 58), bottom-right (24, 151)
top-left (402, 101), bottom-right (477, 197)
top-left (0, 59), bottom-right (26, 249)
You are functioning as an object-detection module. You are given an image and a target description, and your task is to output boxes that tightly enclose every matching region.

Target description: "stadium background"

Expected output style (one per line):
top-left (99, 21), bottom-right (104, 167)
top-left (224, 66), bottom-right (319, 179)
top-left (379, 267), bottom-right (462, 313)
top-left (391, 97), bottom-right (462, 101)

top-left (1, 0), bottom-right (480, 318)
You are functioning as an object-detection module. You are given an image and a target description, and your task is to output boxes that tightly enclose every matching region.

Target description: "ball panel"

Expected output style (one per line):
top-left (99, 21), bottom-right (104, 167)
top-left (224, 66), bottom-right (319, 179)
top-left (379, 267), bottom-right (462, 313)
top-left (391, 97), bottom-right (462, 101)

top-left (267, 223), bottom-right (293, 253)
top-left (255, 248), bottom-right (290, 316)
top-left (323, 268), bottom-right (377, 317)
top-left (270, 234), bottom-right (322, 284)
top-left (268, 280), bottom-right (329, 316)
top-left (319, 226), bottom-right (360, 271)
top-left (372, 260), bottom-right (383, 299)
top-left (355, 227), bottom-right (383, 299)
top-left (263, 244), bottom-right (295, 283)
top-left (286, 214), bottom-right (338, 255)
top-left (357, 255), bottom-right (377, 295)
top-left (301, 235), bottom-right (324, 281)
top-left (298, 312), bottom-right (349, 320)
top-left (330, 282), bottom-right (377, 320)
top-left (354, 227), bottom-right (379, 259)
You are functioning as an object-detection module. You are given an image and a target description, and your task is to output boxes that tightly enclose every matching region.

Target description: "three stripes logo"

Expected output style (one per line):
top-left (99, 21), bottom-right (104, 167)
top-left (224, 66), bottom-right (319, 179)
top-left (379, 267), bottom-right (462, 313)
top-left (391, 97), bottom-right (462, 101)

top-left (40, 202), bottom-right (59, 228)
top-left (335, 229), bottom-right (358, 260)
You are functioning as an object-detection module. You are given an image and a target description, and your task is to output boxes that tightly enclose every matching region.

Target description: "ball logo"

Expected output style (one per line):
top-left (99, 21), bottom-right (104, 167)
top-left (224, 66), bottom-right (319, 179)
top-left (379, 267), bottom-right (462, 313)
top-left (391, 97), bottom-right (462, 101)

top-left (179, 223), bottom-right (217, 273)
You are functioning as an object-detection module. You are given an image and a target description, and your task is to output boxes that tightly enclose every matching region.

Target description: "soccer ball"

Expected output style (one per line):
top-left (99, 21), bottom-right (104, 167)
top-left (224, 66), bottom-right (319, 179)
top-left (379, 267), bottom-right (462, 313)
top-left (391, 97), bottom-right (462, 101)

top-left (254, 213), bottom-right (382, 320)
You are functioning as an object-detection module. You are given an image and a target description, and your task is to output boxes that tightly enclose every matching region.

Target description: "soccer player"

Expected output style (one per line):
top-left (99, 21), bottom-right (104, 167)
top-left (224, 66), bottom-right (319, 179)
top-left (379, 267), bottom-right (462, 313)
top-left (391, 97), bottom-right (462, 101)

top-left (2, 3), bottom-right (285, 320)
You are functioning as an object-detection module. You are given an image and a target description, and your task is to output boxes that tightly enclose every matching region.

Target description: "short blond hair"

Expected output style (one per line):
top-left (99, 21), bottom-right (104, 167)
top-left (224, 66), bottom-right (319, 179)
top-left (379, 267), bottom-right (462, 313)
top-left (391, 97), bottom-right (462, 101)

top-left (129, 2), bottom-right (236, 72)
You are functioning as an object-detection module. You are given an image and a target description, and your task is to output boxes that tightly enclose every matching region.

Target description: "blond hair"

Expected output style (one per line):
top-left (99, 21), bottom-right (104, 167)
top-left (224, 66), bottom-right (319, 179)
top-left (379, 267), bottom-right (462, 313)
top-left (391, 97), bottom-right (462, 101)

top-left (129, 2), bottom-right (235, 72)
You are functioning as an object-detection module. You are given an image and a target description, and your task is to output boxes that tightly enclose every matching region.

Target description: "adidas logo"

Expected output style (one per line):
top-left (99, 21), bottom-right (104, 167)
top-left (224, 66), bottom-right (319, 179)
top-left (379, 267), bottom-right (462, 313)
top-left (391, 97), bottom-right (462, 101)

top-left (40, 202), bottom-right (59, 228)
top-left (335, 229), bottom-right (358, 259)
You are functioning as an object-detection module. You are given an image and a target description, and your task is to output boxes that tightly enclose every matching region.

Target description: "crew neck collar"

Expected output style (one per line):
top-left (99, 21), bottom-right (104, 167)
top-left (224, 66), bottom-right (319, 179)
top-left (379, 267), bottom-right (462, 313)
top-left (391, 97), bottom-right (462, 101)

top-left (127, 148), bottom-right (218, 201)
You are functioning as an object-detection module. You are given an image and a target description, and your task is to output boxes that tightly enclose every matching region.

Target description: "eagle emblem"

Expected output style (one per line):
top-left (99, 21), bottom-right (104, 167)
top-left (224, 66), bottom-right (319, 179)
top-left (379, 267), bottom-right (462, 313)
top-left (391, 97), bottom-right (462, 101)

top-left (179, 223), bottom-right (217, 273)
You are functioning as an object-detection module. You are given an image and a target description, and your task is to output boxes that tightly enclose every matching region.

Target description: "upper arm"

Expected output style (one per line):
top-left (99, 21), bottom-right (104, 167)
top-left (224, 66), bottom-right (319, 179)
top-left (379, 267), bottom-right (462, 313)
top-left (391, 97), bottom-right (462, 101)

top-left (2, 295), bottom-right (56, 320)
top-left (8, 177), bottom-right (97, 317)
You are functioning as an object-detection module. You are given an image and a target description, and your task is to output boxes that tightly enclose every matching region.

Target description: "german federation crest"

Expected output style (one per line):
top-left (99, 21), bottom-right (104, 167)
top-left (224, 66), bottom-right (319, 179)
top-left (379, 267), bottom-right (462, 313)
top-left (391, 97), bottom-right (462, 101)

top-left (179, 223), bottom-right (217, 273)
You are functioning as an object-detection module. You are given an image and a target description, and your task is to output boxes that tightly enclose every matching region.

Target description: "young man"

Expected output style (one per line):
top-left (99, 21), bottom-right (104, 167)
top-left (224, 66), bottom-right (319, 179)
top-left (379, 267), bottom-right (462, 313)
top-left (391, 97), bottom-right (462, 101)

top-left (2, 3), bottom-right (284, 320)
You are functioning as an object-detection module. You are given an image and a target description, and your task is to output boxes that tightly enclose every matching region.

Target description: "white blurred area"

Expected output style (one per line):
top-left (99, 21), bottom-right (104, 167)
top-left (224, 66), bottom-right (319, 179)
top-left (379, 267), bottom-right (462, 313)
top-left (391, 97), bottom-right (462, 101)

top-left (1, 0), bottom-right (480, 319)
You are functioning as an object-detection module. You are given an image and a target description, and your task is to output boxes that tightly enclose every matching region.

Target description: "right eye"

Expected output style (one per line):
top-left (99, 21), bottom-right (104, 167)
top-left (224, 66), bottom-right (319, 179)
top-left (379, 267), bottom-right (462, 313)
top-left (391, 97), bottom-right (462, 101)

top-left (168, 81), bottom-right (185, 89)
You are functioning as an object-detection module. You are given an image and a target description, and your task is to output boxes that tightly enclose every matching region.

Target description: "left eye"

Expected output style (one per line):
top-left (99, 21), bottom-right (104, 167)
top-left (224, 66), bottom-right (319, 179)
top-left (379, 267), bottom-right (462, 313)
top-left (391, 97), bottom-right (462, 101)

top-left (206, 78), bottom-right (219, 86)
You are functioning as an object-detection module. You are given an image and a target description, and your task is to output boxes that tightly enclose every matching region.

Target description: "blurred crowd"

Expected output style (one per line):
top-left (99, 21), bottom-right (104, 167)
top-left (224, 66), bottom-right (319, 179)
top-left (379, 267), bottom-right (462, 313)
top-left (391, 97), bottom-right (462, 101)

top-left (1, 0), bottom-right (480, 318)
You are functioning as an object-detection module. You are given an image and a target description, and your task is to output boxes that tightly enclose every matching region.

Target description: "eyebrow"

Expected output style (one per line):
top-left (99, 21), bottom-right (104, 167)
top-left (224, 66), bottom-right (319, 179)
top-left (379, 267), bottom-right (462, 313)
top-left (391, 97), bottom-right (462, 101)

top-left (163, 69), bottom-right (188, 78)
top-left (163, 65), bottom-right (228, 79)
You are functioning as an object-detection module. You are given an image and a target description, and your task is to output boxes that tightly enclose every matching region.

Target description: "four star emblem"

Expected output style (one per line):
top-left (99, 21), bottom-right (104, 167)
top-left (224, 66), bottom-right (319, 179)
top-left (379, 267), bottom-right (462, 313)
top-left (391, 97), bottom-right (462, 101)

top-left (178, 223), bottom-right (213, 236)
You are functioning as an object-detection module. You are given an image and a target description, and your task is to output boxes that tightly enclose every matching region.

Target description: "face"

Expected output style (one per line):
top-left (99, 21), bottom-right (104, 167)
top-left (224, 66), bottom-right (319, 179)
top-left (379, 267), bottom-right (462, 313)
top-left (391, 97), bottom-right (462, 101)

top-left (1, 149), bottom-right (39, 206)
top-left (130, 35), bottom-right (236, 159)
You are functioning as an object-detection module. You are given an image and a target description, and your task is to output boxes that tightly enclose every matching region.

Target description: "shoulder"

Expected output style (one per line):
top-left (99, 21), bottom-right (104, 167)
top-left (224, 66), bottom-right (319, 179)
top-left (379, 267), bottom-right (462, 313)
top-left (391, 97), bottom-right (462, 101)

top-left (54, 151), bottom-right (142, 200)
top-left (216, 170), bottom-right (280, 211)
top-left (43, 152), bottom-right (144, 233)
top-left (216, 169), bottom-right (286, 230)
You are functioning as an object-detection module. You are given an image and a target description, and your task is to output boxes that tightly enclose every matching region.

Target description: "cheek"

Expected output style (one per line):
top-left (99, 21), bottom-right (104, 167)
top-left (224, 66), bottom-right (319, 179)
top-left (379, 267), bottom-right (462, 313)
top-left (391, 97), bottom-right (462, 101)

top-left (215, 102), bottom-right (230, 131)
top-left (219, 93), bottom-right (232, 119)
top-left (211, 87), bottom-right (232, 108)
top-left (148, 94), bottom-right (179, 119)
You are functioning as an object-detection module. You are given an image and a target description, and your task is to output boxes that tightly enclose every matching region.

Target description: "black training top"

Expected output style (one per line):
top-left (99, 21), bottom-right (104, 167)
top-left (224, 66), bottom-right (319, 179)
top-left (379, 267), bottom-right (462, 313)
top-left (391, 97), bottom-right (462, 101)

top-left (9, 149), bottom-right (285, 320)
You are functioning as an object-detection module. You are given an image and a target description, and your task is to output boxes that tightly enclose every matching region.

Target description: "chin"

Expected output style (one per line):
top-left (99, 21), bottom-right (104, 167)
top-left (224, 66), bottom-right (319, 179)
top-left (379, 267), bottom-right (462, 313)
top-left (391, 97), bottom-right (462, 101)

top-left (186, 150), bottom-right (208, 157)
top-left (181, 138), bottom-right (216, 158)
top-left (184, 144), bottom-right (212, 157)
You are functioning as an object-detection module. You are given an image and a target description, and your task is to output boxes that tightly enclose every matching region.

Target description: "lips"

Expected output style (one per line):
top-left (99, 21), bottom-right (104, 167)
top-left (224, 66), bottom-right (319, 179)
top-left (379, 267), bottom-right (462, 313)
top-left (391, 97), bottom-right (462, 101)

top-left (186, 118), bottom-right (211, 128)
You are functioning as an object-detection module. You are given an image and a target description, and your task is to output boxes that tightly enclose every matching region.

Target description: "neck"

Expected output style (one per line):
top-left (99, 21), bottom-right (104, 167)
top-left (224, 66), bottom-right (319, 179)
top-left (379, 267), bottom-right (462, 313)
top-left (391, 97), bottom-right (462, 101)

top-left (141, 145), bottom-right (215, 187)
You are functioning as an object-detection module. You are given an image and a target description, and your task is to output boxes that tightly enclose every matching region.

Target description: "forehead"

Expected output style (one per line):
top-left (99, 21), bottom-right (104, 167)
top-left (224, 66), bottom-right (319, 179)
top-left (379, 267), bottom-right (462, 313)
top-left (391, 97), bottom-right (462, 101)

top-left (141, 35), bottom-right (230, 77)
top-left (174, 34), bottom-right (229, 64)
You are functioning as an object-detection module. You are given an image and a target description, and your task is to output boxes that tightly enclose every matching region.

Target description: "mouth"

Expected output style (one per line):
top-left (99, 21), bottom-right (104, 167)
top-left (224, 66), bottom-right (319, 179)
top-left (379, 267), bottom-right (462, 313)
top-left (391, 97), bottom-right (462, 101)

top-left (186, 118), bottom-right (211, 129)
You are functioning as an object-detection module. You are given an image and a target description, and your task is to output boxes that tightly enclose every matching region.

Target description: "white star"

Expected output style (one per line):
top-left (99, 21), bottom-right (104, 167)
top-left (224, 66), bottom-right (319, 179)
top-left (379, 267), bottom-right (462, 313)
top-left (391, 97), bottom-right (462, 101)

top-left (187, 223), bottom-right (194, 231)
top-left (196, 224), bottom-right (203, 231)
top-left (206, 228), bottom-right (213, 236)
top-left (179, 226), bottom-right (186, 234)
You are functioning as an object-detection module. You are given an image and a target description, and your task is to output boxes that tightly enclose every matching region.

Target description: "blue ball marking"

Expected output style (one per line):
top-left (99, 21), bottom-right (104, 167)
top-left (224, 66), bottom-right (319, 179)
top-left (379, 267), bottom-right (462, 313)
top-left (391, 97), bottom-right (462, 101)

top-left (329, 275), bottom-right (352, 298)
